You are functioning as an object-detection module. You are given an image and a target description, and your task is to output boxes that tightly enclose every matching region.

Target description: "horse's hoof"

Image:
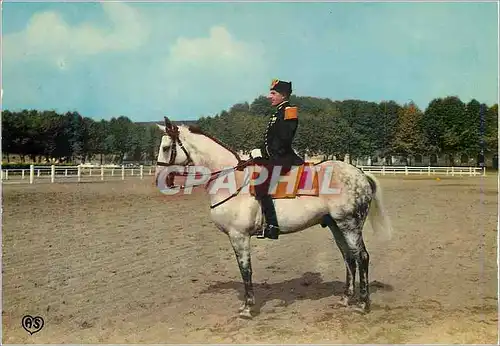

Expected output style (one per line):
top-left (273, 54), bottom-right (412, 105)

top-left (239, 308), bottom-right (253, 319)
top-left (352, 302), bottom-right (370, 314)
top-left (338, 295), bottom-right (351, 307)
top-left (331, 303), bottom-right (348, 310)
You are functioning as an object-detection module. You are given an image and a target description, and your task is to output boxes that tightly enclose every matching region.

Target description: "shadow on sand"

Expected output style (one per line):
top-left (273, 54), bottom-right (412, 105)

top-left (200, 271), bottom-right (393, 315)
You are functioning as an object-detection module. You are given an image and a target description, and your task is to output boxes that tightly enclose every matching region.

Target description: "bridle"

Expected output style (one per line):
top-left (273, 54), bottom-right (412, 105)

top-left (155, 117), bottom-right (254, 208)
top-left (155, 117), bottom-right (195, 168)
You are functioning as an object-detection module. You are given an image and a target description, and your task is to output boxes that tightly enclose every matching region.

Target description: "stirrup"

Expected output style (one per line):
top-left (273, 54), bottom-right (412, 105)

top-left (256, 224), bottom-right (280, 239)
top-left (256, 225), bottom-right (270, 238)
top-left (256, 229), bottom-right (267, 239)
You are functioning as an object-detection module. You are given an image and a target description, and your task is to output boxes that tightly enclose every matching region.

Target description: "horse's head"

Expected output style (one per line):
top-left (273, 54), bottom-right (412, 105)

top-left (155, 116), bottom-right (247, 189)
top-left (156, 116), bottom-right (195, 168)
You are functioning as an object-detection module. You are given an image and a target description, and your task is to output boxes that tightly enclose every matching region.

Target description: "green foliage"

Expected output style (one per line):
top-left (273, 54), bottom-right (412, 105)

top-left (2, 94), bottom-right (497, 165)
top-left (484, 104), bottom-right (498, 153)
top-left (391, 102), bottom-right (426, 158)
top-left (1, 110), bottom-right (163, 164)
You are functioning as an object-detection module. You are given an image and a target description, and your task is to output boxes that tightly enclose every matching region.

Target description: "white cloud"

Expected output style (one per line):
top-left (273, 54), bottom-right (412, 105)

top-left (163, 25), bottom-right (268, 102)
top-left (3, 11), bottom-right (271, 118)
top-left (166, 26), bottom-right (258, 69)
top-left (3, 2), bottom-right (149, 67)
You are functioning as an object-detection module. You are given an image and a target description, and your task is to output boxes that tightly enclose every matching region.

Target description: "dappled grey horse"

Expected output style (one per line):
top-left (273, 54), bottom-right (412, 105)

top-left (155, 117), bottom-right (392, 318)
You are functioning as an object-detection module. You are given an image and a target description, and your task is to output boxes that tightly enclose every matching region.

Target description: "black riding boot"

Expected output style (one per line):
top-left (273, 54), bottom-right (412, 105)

top-left (257, 195), bottom-right (280, 239)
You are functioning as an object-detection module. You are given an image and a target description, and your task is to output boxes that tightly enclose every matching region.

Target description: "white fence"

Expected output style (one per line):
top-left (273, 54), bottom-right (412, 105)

top-left (0, 164), bottom-right (487, 185)
top-left (0, 165), bottom-right (156, 184)
top-left (357, 165), bottom-right (486, 176)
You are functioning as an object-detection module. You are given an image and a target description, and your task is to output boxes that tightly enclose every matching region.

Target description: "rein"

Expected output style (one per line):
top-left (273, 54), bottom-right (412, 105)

top-left (156, 117), bottom-right (254, 208)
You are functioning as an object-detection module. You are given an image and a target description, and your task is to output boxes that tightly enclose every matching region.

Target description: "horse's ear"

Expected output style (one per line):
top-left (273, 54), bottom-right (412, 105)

top-left (164, 116), bottom-right (172, 128)
top-left (157, 124), bottom-right (166, 132)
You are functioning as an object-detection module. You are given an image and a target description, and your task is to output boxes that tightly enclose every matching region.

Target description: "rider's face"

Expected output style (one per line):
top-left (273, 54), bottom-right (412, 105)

top-left (267, 90), bottom-right (285, 106)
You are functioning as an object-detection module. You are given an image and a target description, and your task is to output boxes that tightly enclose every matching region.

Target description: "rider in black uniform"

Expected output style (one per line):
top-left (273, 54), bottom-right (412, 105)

top-left (250, 79), bottom-right (304, 240)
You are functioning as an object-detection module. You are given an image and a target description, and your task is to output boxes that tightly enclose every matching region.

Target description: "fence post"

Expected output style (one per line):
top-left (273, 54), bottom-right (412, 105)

top-left (77, 165), bottom-right (81, 182)
top-left (451, 166), bottom-right (455, 176)
top-left (122, 165), bottom-right (125, 180)
top-left (404, 166), bottom-right (408, 175)
top-left (382, 166), bottom-right (385, 176)
top-left (51, 165), bottom-right (55, 183)
top-left (140, 165), bottom-right (144, 179)
top-left (30, 164), bottom-right (34, 184)
top-left (101, 166), bottom-right (104, 181)
top-left (22, 169), bottom-right (25, 180)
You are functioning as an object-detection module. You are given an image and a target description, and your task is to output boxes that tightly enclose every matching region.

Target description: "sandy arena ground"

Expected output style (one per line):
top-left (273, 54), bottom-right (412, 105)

top-left (1, 174), bottom-right (498, 344)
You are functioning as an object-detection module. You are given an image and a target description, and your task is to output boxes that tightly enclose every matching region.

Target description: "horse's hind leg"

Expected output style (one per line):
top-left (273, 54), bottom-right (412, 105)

top-left (323, 214), bottom-right (371, 313)
top-left (323, 216), bottom-right (357, 306)
top-left (227, 230), bottom-right (255, 319)
top-left (347, 232), bottom-right (370, 313)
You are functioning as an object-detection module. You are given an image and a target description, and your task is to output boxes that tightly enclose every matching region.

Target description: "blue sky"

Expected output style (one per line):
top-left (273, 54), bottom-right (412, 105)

top-left (2, 1), bottom-right (498, 121)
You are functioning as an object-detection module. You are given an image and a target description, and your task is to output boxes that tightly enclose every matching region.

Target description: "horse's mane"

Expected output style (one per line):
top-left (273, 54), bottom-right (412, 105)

top-left (187, 125), bottom-right (243, 163)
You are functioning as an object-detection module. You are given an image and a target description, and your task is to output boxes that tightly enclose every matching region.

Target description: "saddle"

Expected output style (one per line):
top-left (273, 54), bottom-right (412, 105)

top-left (247, 162), bottom-right (320, 199)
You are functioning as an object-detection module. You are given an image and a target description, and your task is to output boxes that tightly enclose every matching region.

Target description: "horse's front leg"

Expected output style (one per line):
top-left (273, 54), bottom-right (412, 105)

top-left (228, 230), bottom-right (255, 319)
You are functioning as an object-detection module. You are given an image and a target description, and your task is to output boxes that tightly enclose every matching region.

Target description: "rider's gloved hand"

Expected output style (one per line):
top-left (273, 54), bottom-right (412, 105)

top-left (250, 148), bottom-right (262, 159)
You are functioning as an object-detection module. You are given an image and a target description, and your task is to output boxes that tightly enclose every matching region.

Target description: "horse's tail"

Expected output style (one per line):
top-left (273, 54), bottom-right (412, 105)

top-left (364, 172), bottom-right (393, 241)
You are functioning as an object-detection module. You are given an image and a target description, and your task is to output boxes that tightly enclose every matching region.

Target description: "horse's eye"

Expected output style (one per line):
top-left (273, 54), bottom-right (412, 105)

top-left (163, 146), bottom-right (169, 152)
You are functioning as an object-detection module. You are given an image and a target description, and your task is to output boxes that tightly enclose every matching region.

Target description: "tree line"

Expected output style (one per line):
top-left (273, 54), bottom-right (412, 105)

top-left (197, 95), bottom-right (498, 165)
top-left (1, 110), bottom-right (163, 164)
top-left (1, 95), bottom-right (498, 166)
